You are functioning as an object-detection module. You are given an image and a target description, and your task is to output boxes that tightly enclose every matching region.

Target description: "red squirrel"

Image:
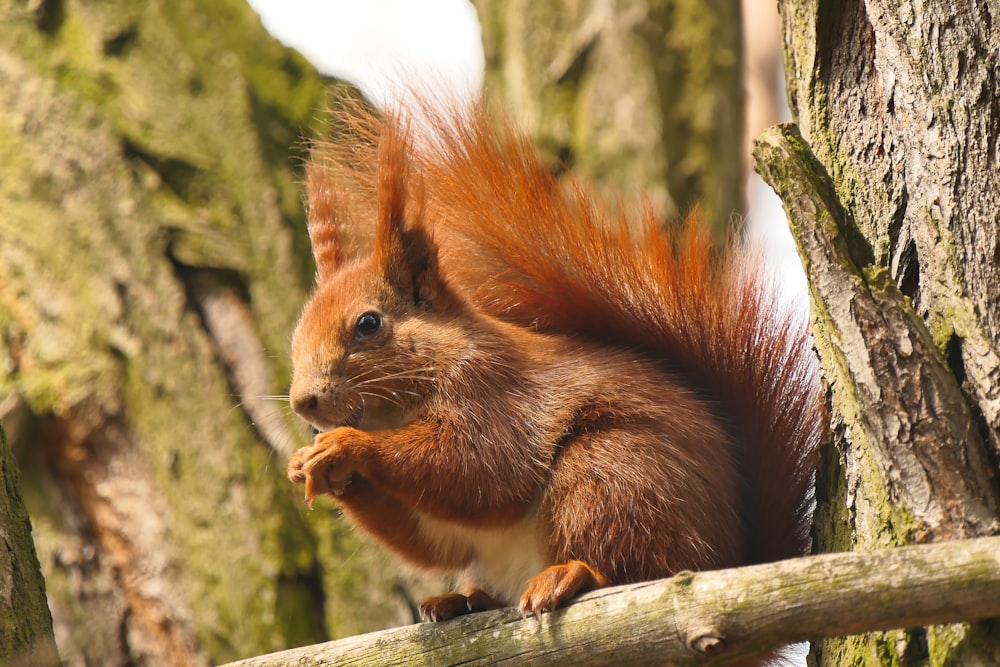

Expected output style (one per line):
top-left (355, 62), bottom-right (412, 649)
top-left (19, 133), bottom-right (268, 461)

top-left (286, 97), bottom-right (824, 625)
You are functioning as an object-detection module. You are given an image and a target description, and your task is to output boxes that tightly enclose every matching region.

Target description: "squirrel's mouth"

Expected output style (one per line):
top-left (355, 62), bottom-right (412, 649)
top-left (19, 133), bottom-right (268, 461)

top-left (338, 404), bottom-right (365, 429)
top-left (328, 400), bottom-right (412, 432)
top-left (309, 404), bottom-right (364, 433)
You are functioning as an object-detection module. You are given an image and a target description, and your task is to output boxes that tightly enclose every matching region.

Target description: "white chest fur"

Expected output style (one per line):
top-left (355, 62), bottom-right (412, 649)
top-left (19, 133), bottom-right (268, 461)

top-left (416, 506), bottom-right (550, 604)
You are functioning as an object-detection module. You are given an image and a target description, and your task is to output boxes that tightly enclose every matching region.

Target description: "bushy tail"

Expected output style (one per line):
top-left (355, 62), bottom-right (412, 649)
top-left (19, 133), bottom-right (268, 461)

top-left (313, 96), bottom-right (825, 563)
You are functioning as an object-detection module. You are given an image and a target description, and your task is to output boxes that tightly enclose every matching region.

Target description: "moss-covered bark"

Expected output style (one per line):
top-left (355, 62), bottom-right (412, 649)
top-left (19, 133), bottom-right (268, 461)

top-left (0, 1), bottom-right (421, 663)
top-left (767, 0), bottom-right (1000, 662)
top-left (472, 0), bottom-right (743, 230)
top-left (0, 423), bottom-right (60, 667)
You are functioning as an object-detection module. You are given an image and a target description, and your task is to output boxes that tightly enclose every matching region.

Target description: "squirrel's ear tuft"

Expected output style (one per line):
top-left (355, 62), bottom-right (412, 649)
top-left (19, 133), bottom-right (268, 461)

top-left (371, 116), bottom-right (445, 306)
top-left (305, 162), bottom-right (344, 281)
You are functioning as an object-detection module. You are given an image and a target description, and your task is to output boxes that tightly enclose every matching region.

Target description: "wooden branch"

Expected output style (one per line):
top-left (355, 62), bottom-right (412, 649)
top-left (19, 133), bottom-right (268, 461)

top-left (221, 536), bottom-right (1000, 667)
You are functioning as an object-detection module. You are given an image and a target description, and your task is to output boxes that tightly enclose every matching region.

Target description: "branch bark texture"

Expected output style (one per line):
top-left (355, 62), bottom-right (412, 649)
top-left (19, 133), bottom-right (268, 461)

top-left (221, 537), bottom-right (1000, 667)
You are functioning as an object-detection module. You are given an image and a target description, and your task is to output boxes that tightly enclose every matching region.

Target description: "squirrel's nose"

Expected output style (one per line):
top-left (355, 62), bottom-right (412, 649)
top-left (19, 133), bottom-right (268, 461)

top-left (290, 392), bottom-right (319, 419)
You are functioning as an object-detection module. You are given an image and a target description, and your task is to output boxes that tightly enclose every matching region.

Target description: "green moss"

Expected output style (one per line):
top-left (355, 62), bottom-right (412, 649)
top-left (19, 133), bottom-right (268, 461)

top-left (926, 624), bottom-right (967, 666)
top-left (821, 633), bottom-right (890, 667)
top-left (942, 620), bottom-right (1000, 665)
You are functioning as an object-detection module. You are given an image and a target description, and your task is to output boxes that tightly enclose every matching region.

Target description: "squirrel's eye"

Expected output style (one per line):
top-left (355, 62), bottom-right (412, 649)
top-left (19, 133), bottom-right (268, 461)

top-left (355, 311), bottom-right (383, 339)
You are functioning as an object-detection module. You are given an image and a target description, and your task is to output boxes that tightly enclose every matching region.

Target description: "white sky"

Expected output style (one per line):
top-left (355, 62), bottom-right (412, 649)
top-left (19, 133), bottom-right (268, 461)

top-left (246, 0), bottom-right (484, 106)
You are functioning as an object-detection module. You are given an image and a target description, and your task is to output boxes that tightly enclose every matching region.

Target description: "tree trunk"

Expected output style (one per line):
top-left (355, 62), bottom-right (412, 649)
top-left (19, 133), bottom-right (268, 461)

top-left (471, 0), bottom-right (744, 228)
top-left (763, 0), bottom-right (1000, 662)
top-left (0, 423), bottom-right (60, 667)
top-left (0, 1), bottom-right (420, 663)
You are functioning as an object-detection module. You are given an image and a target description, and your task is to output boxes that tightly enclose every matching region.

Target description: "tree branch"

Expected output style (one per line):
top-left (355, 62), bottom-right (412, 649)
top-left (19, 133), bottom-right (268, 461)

top-left (221, 536), bottom-right (1000, 667)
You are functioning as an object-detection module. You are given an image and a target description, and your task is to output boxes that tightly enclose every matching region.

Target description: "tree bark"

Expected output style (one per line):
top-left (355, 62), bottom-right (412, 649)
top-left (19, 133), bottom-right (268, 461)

top-left (764, 0), bottom-right (1000, 662)
top-left (471, 0), bottom-right (744, 229)
top-left (0, 1), bottom-right (422, 663)
top-left (0, 423), bottom-right (60, 667)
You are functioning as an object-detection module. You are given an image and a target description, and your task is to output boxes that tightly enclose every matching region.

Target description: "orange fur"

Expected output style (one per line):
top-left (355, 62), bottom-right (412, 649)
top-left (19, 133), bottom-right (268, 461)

top-left (287, 96), bottom-right (824, 643)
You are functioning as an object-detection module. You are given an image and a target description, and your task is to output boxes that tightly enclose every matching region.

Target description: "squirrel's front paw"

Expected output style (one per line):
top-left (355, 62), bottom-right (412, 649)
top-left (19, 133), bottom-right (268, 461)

top-left (287, 430), bottom-right (362, 506)
top-left (519, 560), bottom-right (609, 617)
top-left (286, 448), bottom-right (310, 485)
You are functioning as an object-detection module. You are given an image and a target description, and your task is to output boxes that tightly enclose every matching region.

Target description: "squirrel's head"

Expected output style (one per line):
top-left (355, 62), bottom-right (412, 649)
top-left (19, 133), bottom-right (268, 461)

top-left (290, 119), bottom-right (468, 432)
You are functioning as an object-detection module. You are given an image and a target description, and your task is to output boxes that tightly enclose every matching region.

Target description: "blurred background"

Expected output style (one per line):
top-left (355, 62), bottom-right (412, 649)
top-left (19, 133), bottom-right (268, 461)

top-left (0, 1), bottom-right (804, 664)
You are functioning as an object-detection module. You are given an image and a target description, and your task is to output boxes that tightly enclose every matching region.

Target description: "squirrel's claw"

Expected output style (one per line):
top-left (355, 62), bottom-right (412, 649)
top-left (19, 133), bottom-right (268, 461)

top-left (420, 589), bottom-right (506, 622)
top-left (304, 474), bottom-right (317, 509)
top-left (518, 560), bottom-right (609, 617)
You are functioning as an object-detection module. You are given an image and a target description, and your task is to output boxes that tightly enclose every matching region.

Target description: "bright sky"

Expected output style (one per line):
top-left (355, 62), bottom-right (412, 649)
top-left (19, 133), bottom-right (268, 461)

top-left (246, 0), bottom-right (484, 106)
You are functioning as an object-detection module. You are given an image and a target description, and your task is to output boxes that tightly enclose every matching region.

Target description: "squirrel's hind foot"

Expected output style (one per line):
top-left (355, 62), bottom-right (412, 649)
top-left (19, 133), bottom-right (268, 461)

top-left (419, 589), bottom-right (506, 622)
